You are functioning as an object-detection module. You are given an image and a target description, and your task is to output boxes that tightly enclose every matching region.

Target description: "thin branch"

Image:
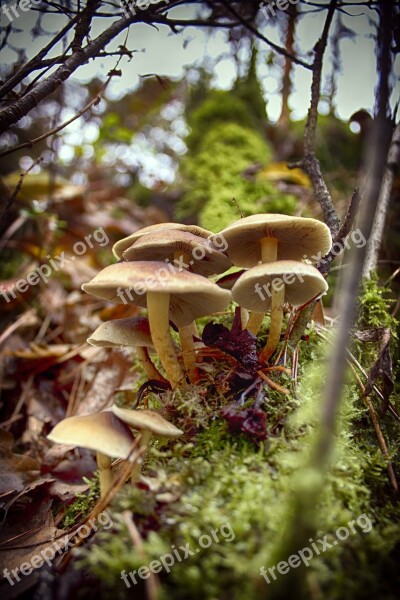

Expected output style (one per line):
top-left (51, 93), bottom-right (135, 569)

top-left (301, 0), bottom-right (340, 234)
top-left (0, 15), bottom-right (79, 101)
top-left (0, 77), bottom-right (111, 159)
top-left (0, 157), bottom-right (43, 231)
top-left (218, 0), bottom-right (311, 69)
top-left (0, 1), bottom-right (183, 134)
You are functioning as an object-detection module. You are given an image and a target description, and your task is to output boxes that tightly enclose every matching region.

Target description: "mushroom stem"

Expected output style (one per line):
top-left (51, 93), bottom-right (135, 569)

top-left (173, 250), bottom-right (198, 383)
top-left (179, 324), bottom-right (198, 383)
top-left (96, 451), bottom-right (113, 498)
top-left (131, 430), bottom-right (152, 483)
top-left (243, 237), bottom-right (278, 335)
top-left (190, 321), bottom-right (199, 338)
top-left (246, 312), bottom-right (264, 335)
top-left (260, 237), bottom-right (278, 263)
top-left (136, 346), bottom-right (165, 382)
top-left (259, 285), bottom-right (285, 363)
top-left (147, 291), bottom-right (185, 388)
top-left (240, 307), bottom-right (249, 329)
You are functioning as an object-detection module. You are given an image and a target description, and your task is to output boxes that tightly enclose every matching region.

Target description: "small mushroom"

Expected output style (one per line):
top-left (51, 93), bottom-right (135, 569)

top-left (220, 214), bottom-right (331, 334)
top-left (82, 262), bottom-right (231, 388)
top-left (111, 405), bottom-right (183, 482)
top-left (112, 223), bottom-right (213, 260)
top-left (47, 411), bottom-right (135, 498)
top-left (87, 316), bottom-right (165, 382)
top-left (231, 260), bottom-right (328, 362)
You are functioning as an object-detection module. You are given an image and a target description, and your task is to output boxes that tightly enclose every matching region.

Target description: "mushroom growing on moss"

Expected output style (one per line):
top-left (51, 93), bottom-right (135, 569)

top-left (47, 411), bottom-right (135, 498)
top-left (220, 214), bottom-right (332, 334)
top-left (231, 260), bottom-right (328, 362)
top-left (87, 316), bottom-right (165, 382)
top-left (82, 261), bottom-right (231, 388)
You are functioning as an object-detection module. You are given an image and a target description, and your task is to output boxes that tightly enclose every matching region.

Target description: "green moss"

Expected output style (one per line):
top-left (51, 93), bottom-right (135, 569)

top-left (176, 89), bottom-right (297, 230)
top-left (61, 477), bottom-right (100, 529)
top-left (72, 274), bottom-right (400, 600)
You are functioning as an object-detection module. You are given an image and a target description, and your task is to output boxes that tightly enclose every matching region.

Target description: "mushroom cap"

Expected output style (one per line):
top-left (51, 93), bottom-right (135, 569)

top-left (231, 260), bottom-right (328, 312)
top-left (216, 268), bottom-right (246, 290)
top-left (220, 214), bottom-right (332, 268)
top-left (47, 411), bottom-right (135, 459)
top-left (112, 223), bottom-right (213, 259)
top-left (122, 230), bottom-right (231, 276)
top-left (87, 316), bottom-right (153, 348)
top-left (82, 261), bottom-right (231, 327)
top-left (111, 405), bottom-right (183, 437)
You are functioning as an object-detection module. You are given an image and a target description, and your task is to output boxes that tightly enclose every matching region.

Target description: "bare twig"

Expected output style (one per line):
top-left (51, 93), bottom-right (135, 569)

top-left (291, 0), bottom-right (340, 234)
top-left (218, 0), bottom-right (311, 69)
top-left (0, 158), bottom-right (43, 230)
top-left (0, 0), bottom-right (182, 134)
top-left (349, 363), bottom-right (398, 493)
top-left (0, 78), bottom-right (111, 159)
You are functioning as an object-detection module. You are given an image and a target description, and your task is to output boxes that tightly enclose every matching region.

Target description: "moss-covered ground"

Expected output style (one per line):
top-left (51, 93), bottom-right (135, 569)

top-left (64, 278), bottom-right (400, 600)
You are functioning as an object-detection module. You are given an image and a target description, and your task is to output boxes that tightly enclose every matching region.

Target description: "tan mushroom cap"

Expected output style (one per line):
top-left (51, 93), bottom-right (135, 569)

top-left (87, 316), bottom-right (153, 349)
top-left (122, 230), bottom-right (231, 276)
top-left (47, 411), bottom-right (135, 459)
top-left (112, 223), bottom-right (213, 259)
top-left (220, 214), bottom-right (332, 268)
top-left (231, 261), bottom-right (328, 312)
top-left (111, 405), bottom-right (183, 437)
top-left (82, 261), bottom-right (231, 327)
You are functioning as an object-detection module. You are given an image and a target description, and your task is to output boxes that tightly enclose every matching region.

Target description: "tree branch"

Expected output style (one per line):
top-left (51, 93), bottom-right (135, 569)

top-left (0, 77), bottom-right (112, 159)
top-left (0, 1), bottom-right (183, 135)
top-left (291, 0), bottom-right (340, 235)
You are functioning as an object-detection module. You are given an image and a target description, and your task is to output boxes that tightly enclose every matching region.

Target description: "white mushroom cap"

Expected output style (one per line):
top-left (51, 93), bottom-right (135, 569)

top-left (87, 317), bottom-right (153, 349)
top-left (111, 405), bottom-right (183, 437)
top-left (231, 261), bottom-right (328, 312)
top-left (112, 223), bottom-right (213, 259)
top-left (47, 411), bottom-right (135, 459)
top-left (121, 230), bottom-right (231, 276)
top-left (220, 214), bottom-right (332, 268)
top-left (82, 261), bottom-right (231, 327)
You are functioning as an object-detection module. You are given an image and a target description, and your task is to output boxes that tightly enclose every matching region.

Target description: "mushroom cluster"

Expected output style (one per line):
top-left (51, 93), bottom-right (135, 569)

top-left (47, 214), bottom-right (331, 496)
top-left (220, 214), bottom-right (331, 362)
top-left (82, 223), bottom-right (232, 387)
top-left (81, 215), bottom-right (331, 382)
